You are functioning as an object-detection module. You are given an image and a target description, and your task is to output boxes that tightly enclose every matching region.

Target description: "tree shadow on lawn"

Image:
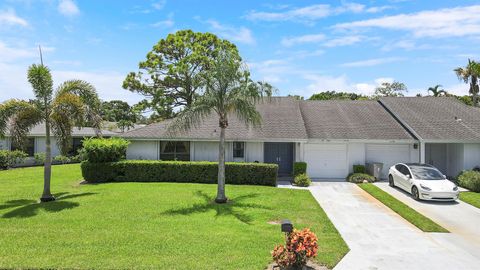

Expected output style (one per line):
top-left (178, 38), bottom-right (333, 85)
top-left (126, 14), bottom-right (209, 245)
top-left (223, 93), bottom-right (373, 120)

top-left (1, 192), bottom-right (96, 218)
top-left (162, 191), bottom-right (273, 225)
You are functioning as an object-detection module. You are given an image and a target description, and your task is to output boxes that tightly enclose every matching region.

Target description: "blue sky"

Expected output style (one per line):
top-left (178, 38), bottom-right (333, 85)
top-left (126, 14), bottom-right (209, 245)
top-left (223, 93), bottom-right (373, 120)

top-left (1, 0), bottom-right (480, 104)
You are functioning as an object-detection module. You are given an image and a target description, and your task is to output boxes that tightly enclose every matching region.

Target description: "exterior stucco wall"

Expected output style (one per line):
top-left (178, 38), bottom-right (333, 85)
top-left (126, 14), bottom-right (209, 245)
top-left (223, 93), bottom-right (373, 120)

top-left (192, 141), bottom-right (233, 162)
top-left (126, 140), bottom-right (159, 160)
top-left (245, 142), bottom-right (263, 162)
top-left (463, 143), bottom-right (480, 171)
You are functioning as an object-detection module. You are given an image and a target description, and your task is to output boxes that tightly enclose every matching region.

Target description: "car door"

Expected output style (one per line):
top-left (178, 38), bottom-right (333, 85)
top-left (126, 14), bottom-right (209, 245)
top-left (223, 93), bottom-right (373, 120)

top-left (396, 165), bottom-right (410, 190)
top-left (393, 165), bottom-right (406, 189)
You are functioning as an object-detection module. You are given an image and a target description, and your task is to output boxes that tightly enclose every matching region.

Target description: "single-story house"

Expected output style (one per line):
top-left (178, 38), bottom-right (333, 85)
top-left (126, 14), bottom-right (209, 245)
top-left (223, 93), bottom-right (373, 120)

top-left (0, 123), bottom-right (118, 157)
top-left (122, 96), bottom-right (480, 179)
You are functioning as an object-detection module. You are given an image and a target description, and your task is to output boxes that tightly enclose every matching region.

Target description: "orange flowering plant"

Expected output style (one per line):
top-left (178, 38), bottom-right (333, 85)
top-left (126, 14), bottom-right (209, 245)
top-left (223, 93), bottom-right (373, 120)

top-left (271, 228), bottom-right (318, 268)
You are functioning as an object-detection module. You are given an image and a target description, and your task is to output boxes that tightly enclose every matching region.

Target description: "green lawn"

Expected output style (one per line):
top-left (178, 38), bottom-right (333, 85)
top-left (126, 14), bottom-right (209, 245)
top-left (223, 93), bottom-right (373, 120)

top-left (460, 192), bottom-right (480, 209)
top-left (0, 164), bottom-right (348, 269)
top-left (358, 183), bottom-right (448, 233)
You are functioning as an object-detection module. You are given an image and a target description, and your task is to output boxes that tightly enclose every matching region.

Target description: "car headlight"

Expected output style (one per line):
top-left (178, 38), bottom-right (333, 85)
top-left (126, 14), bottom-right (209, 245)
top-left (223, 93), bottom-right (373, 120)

top-left (453, 186), bottom-right (458, 191)
top-left (420, 184), bottom-right (431, 191)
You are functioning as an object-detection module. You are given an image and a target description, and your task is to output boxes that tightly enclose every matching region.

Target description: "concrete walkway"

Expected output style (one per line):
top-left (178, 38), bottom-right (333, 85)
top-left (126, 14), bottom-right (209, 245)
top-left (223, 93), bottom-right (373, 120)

top-left (308, 182), bottom-right (480, 270)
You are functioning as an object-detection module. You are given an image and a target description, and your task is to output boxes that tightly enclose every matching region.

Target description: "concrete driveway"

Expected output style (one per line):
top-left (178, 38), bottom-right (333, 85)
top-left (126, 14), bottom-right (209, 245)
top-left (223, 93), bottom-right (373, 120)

top-left (309, 182), bottom-right (480, 270)
top-left (375, 182), bottom-right (480, 252)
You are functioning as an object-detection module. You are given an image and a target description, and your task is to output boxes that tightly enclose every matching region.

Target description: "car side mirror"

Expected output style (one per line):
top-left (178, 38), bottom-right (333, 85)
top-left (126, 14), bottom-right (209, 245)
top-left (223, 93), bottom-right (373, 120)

top-left (406, 174), bottom-right (411, 179)
top-left (442, 174), bottom-right (447, 179)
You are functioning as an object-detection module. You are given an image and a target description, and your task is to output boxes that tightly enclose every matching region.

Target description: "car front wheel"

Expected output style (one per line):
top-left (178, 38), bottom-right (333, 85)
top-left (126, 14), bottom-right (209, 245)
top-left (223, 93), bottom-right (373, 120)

top-left (412, 186), bottom-right (420, 201)
top-left (389, 175), bottom-right (395, 187)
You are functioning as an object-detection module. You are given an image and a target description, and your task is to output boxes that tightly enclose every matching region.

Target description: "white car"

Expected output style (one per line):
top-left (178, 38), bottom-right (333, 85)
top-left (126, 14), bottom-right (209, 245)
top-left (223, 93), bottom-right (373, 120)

top-left (388, 163), bottom-right (459, 201)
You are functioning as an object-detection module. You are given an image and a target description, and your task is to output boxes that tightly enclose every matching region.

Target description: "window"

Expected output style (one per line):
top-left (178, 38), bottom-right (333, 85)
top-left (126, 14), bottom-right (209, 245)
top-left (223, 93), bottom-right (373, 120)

top-left (409, 165), bottom-right (444, 180)
top-left (160, 141), bottom-right (190, 161)
top-left (233, 142), bottom-right (244, 158)
top-left (12, 137), bottom-right (35, 157)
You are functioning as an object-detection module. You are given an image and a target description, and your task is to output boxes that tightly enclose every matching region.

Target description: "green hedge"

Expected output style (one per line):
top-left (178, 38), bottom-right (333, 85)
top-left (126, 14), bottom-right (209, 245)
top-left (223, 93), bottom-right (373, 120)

top-left (82, 137), bottom-right (130, 163)
top-left (353, 164), bottom-right (366, 174)
top-left (293, 173), bottom-right (311, 187)
top-left (458, 170), bottom-right (480, 192)
top-left (81, 160), bottom-right (278, 186)
top-left (346, 173), bottom-right (375, 183)
top-left (0, 150), bottom-right (28, 169)
top-left (293, 162), bottom-right (307, 176)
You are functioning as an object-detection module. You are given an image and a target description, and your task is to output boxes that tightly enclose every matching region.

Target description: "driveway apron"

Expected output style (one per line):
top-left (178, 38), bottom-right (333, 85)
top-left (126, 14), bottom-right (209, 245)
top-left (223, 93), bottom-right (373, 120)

top-left (309, 182), bottom-right (480, 270)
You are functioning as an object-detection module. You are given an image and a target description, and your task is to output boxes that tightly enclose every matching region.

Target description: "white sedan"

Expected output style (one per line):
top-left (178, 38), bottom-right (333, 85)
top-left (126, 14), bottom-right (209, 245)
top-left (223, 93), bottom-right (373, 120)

top-left (388, 163), bottom-right (459, 201)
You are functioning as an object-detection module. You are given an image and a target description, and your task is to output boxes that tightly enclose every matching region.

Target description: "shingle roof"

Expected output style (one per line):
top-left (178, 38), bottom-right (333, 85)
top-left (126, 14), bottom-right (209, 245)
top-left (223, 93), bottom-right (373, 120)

top-left (122, 97), bottom-right (308, 141)
top-left (379, 97), bottom-right (480, 141)
top-left (299, 100), bottom-right (414, 140)
top-left (9, 122), bottom-right (119, 137)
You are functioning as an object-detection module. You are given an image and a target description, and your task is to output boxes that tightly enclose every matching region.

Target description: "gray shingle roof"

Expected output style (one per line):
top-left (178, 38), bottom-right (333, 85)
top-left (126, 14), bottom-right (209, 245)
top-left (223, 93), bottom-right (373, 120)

top-left (122, 97), bottom-right (308, 141)
top-left (9, 122), bottom-right (119, 137)
top-left (379, 97), bottom-right (480, 141)
top-left (299, 100), bottom-right (414, 140)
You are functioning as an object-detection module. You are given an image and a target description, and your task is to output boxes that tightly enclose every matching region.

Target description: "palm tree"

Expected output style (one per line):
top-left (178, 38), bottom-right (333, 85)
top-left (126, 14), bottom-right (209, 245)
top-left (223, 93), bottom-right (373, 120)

top-left (454, 59), bottom-right (480, 107)
top-left (168, 48), bottom-right (271, 203)
top-left (427, 85), bottom-right (447, 97)
top-left (0, 63), bottom-right (102, 202)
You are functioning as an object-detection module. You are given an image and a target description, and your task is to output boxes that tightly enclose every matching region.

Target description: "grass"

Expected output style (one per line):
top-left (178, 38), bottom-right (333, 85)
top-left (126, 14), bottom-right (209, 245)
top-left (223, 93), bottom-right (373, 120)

top-left (0, 164), bottom-right (348, 269)
top-left (358, 183), bottom-right (448, 233)
top-left (460, 192), bottom-right (480, 209)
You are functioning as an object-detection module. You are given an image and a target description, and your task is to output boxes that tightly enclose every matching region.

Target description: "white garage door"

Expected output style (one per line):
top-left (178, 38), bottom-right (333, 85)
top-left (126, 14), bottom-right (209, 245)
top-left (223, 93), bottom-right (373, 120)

top-left (304, 144), bottom-right (348, 179)
top-left (366, 144), bottom-right (411, 179)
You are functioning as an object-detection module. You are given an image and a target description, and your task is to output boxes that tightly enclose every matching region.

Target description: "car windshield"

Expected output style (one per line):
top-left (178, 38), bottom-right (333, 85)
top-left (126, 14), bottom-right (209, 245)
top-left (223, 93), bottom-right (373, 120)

top-left (409, 166), bottom-right (444, 180)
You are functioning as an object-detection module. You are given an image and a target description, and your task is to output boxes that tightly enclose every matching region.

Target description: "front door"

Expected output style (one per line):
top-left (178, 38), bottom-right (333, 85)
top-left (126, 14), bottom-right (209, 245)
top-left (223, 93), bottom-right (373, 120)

top-left (264, 143), bottom-right (294, 175)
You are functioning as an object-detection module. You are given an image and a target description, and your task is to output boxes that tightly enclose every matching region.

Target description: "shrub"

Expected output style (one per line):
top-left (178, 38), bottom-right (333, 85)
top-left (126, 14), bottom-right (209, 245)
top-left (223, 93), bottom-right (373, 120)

top-left (53, 155), bottom-right (71, 164)
top-left (353, 164), bottom-right (366, 174)
top-left (346, 173), bottom-right (375, 183)
top-left (34, 152), bottom-right (46, 165)
top-left (81, 160), bottom-right (278, 186)
top-left (458, 170), bottom-right (480, 192)
top-left (272, 228), bottom-right (318, 268)
top-left (294, 173), bottom-right (311, 187)
top-left (82, 137), bottom-right (130, 163)
top-left (293, 162), bottom-right (307, 176)
top-left (0, 150), bottom-right (28, 169)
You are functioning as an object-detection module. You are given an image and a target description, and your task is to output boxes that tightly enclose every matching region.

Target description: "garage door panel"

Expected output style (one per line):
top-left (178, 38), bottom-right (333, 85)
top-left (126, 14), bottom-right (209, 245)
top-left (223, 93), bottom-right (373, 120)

top-left (366, 144), bottom-right (411, 179)
top-left (304, 144), bottom-right (348, 178)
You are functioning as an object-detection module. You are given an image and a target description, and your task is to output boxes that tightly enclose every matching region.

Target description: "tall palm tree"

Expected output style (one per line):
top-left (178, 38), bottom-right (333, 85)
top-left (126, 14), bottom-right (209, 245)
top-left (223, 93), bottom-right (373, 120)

top-left (454, 59), bottom-right (480, 107)
top-left (168, 49), bottom-right (271, 203)
top-left (0, 64), bottom-right (102, 202)
top-left (427, 85), bottom-right (447, 97)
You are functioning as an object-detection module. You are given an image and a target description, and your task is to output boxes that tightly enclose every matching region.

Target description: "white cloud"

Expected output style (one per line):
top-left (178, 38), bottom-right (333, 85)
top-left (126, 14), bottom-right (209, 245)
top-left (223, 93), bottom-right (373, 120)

top-left (0, 8), bottom-right (28, 27)
top-left (335, 5), bottom-right (480, 38)
top-left (151, 13), bottom-right (174, 28)
top-left (303, 74), bottom-right (351, 94)
top-left (245, 3), bottom-right (390, 24)
top-left (152, 0), bottom-right (166, 10)
top-left (323, 35), bottom-right (363, 47)
top-left (341, 57), bottom-right (404, 67)
top-left (58, 0), bottom-right (80, 17)
top-left (281, 33), bottom-right (325, 47)
top-left (206, 20), bottom-right (255, 45)
top-left (0, 42), bottom-right (55, 63)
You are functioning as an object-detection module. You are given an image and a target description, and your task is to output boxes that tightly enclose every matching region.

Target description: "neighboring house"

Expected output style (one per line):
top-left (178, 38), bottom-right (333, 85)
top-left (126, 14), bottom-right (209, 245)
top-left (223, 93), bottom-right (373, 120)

top-left (0, 123), bottom-right (118, 157)
top-left (123, 97), bottom-right (448, 179)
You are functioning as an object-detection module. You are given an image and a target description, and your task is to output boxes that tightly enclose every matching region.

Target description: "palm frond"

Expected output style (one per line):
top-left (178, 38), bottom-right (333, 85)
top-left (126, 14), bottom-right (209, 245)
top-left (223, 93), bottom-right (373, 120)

top-left (51, 93), bottom-right (85, 155)
top-left (55, 80), bottom-right (102, 134)
top-left (27, 64), bottom-right (53, 102)
top-left (166, 97), bottom-right (214, 135)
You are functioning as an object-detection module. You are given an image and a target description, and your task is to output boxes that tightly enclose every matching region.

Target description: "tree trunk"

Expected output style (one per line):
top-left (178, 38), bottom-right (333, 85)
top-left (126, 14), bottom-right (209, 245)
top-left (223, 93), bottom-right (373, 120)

top-left (215, 125), bottom-right (227, 203)
top-left (40, 116), bottom-right (55, 202)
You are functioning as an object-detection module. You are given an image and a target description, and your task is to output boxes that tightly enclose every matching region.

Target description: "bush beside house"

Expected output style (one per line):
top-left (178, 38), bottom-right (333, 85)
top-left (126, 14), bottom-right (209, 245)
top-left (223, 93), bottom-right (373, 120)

top-left (0, 150), bottom-right (28, 169)
top-left (458, 170), bottom-right (480, 192)
top-left (293, 162), bottom-right (307, 176)
top-left (81, 161), bottom-right (278, 186)
top-left (353, 164), bottom-right (366, 174)
top-left (346, 173), bottom-right (376, 183)
top-left (293, 173), bottom-right (311, 187)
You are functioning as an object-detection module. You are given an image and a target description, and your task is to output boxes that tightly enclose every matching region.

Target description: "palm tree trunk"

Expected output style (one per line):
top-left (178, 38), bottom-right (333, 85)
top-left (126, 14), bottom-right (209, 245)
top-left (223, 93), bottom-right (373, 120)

top-left (215, 125), bottom-right (227, 203)
top-left (40, 116), bottom-right (55, 202)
